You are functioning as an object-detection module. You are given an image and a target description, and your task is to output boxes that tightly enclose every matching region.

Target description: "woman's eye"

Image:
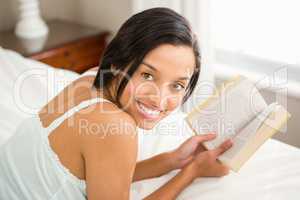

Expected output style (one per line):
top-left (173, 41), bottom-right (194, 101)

top-left (141, 73), bottom-right (154, 81)
top-left (172, 83), bottom-right (185, 91)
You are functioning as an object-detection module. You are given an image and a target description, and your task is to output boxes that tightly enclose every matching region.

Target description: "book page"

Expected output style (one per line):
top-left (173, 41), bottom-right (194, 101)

top-left (218, 103), bottom-right (279, 162)
top-left (186, 76), bottom-right (268, 150)
top-left (226, 104), bottom-right (291, 172)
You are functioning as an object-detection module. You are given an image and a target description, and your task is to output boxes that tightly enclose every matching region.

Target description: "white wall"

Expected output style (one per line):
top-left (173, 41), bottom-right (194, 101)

top-left (0, 0), bottom-right (18, 31)
top-left (73, 0), bottom-right (132, 34)
top-left (262, 90), bottom-right (300, 148)
top-left (0, 0), bottom-right (132, 34)
top-left (0, 0), bottom-right (74, 31)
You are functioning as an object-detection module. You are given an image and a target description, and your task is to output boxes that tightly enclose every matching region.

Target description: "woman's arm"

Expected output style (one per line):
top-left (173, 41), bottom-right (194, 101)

top-left (133, 151), bottom-right (176, 182)
top-left (143, 139), bottom-right (233, 200)
top-left (143, 163), bottom-right (195, 200)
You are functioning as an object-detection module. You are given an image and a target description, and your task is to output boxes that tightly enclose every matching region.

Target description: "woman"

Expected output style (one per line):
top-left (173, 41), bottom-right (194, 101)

top-left (0, 8), bottom-right (232, 199)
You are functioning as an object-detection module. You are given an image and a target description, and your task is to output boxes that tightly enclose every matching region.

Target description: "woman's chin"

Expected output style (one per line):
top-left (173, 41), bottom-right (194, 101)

top-left (136, 120), bottom-right (156, 130)
top-left (138, 125), bottom-right (153, 130)
top-left (136, 118), bottom-right (162, 130)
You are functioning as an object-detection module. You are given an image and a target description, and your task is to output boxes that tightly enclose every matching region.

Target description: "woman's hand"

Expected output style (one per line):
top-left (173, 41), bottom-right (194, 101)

top-left (170, 133), bottom-right (217, 169)
top-left (133, 133), bottom-right (216, 182)
top-left (184, 139), bottom-right (233, 179)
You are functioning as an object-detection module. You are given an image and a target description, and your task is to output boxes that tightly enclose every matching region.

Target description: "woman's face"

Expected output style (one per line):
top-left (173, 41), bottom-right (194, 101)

top-left (119, 44), bottom-right (196, 130)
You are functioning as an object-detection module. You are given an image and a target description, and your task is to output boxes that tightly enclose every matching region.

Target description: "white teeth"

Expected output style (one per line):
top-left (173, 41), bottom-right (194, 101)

top-left (138, 102), bottom-right (160, 116)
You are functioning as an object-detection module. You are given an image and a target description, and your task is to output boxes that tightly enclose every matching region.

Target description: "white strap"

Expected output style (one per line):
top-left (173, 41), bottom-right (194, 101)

top-left (45, 97), bottom-right (111, 135)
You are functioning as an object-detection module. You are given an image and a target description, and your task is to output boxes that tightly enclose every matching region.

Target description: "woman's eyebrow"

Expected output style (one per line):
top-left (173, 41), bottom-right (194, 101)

top-left (142, 61), bottom-right (190, 80)
top-left (141, 62), bottom-right (158, 72)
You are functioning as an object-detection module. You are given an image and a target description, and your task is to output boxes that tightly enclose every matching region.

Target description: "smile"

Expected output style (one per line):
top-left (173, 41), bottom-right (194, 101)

top-left (136, 101), bottom-right (161, 120)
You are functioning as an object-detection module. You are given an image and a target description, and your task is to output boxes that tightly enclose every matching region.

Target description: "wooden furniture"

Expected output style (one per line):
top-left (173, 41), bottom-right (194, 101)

top-left (0, 20), bottom-right (109, 73)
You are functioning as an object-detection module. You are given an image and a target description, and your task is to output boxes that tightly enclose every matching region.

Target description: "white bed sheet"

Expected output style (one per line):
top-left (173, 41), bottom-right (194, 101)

top-left (0, 47), bottom-right (299, 199)
top-left (132, 112), bottom-right (300, 199)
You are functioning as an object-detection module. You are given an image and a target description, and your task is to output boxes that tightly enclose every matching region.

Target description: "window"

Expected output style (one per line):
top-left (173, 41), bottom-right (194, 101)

top-left (212, 0), bottom-right (300, 65)
top-left (210, 0), bottom-right (300, 83)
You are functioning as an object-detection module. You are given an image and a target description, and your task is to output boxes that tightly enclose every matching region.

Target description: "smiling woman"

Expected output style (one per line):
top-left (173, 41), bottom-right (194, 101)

top-left (93, 8), bottom-right (201, 130)
top-left (118, 44), bottom-right (196, 129)
top-left (0, 7), bottom-right (233, 200)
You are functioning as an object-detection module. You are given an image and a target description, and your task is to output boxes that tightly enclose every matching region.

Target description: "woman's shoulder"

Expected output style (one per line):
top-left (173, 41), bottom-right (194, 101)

top-left (77, 102), bottom-right (138, 170)
top-left (81, 101), bottom-right (137, 129)
top-left (75, 101), bottom-right (138, 152)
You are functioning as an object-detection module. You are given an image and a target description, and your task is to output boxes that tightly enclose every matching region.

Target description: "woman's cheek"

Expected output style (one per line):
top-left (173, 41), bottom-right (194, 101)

top-left (119, 81), bottom-right (137, 110)
top-left (123, 77), bottom-right (137, 96)
top-left (166, 95), bottom-right (182, 112)
top-left (127, 83), bottom-right (136, 96)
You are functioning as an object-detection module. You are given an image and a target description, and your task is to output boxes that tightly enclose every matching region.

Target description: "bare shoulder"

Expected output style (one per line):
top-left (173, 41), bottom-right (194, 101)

top-left (76, 102), bottom-right (138, 155)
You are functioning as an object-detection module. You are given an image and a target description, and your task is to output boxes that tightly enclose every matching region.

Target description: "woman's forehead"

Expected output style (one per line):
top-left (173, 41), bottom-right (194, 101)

top-left (142, 44), bottom-right (195, 77)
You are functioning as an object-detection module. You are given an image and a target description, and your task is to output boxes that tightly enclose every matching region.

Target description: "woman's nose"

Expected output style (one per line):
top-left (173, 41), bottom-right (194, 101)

top-left (147, 85), bottom-right (171, 111)
top-left (136, 82), bottom-right (173, 111)
top-left (147, 95), bottom-right (163, 110)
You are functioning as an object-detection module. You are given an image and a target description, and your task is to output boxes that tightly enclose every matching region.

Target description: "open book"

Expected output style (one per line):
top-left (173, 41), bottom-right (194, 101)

top-left (185, 75), bottom-right (291, 172)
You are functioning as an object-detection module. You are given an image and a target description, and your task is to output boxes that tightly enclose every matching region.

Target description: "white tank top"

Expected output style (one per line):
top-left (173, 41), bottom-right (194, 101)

top-left (0, 70), bottom-right (121, 199)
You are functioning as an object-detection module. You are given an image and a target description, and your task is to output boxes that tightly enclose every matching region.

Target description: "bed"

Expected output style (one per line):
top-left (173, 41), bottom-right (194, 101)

top-left (0, 47), bottom-right (299, 199)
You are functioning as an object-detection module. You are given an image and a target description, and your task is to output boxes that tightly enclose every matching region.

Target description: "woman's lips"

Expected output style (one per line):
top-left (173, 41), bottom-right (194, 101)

top-left (136, 100), bottom-right (161, 120)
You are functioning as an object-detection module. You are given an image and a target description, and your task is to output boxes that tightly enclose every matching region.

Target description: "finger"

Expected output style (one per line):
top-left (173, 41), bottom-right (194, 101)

top-left (184, 133), bottom-right (216, 154)
top-left (194, 133), bottom-right (217, 143)
top-left (215, 164), bottom-right (230, 176)
top-left (195, 143), bottom-right (207, 154)
top-left (212, 139), bottom-right (233, 156)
